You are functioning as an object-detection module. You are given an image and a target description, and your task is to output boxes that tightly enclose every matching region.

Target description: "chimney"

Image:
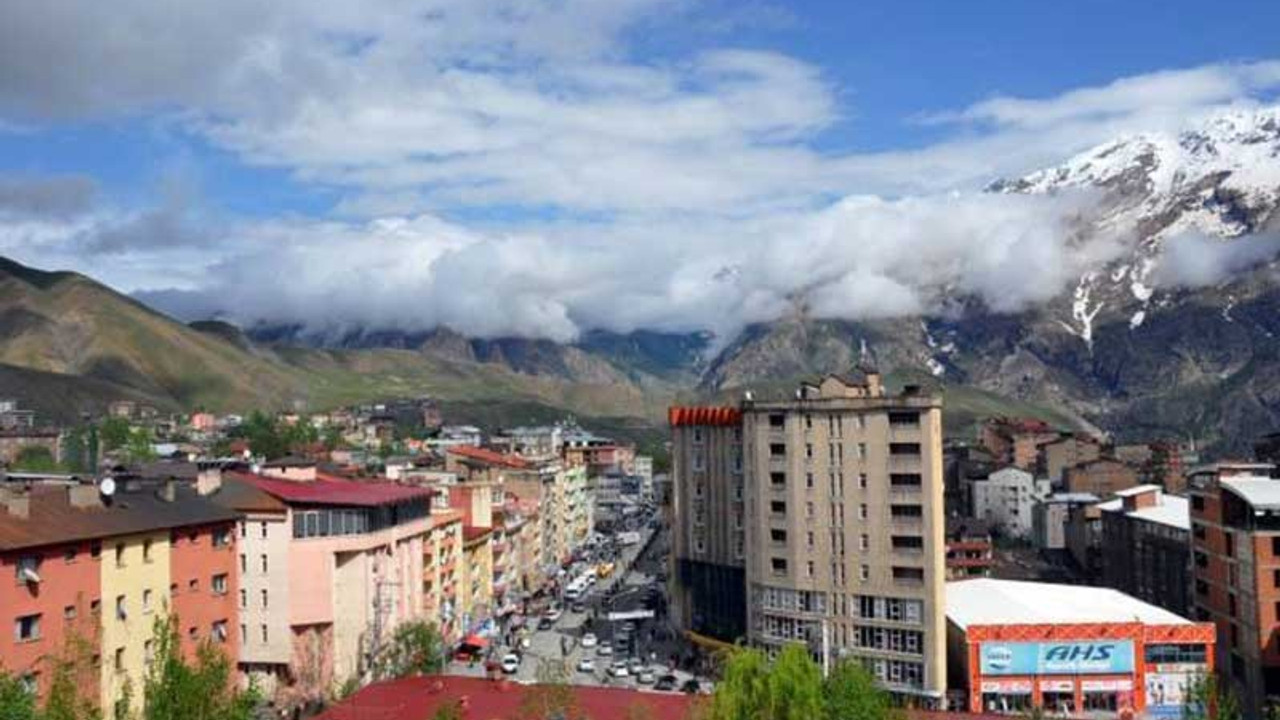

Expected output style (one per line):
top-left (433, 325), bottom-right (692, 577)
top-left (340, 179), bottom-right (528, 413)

top-left (69, 483), bottom-right (103, 509)
top-left (197, 467), bottom-right (222, 496)
top-left (5, 493), bottom-right (30, 519)
top-left (160, 479), bottom-right (177, 503)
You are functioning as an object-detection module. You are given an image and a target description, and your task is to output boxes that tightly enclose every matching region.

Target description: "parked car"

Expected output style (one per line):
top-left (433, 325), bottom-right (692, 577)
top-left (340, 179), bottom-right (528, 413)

top-left (537, 616), bottom-right (553, 630)
top-left (654, 675), bottom-right (678, 692)
top-left (610, 660), bottom-right (630, 678)
top-left (628, 657), bottom-right (645, 674)
top-left (571, 600), bottom-right (587, 613)
top-left (637, 668), bottom-right (656, 684)
top-left (596, 642), bottom-right (613, 657)
top-left (501, 654), bottom-right (521, 674)
top-left (577, 657), bottom-right (596, 673)
top-left (545, 608), bottom-right (563, 623)
top-left (681, 679), bottom-right (701, 694)
top-left (581, 633), bottom-right (598, 649)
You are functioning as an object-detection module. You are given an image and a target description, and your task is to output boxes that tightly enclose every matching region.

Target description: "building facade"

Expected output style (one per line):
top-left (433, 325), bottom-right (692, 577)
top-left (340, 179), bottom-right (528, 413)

top-left (1099, 485), bottom-right (1192, 619)
top-left (944, 518), bottom-right (993, 580)
top-left (971, 467), bottom-right (1051, 539)
top-left (1032, 493), bottom-right (1099, 553)
top-left (668, 406), bottom-right (747, 642)
top-left (1188, 462), bottom-right (1280, 715)
top-left (947, 579), bottom-right (1214, 717)
top-left (1065, 458), bottom-right (1140, 498)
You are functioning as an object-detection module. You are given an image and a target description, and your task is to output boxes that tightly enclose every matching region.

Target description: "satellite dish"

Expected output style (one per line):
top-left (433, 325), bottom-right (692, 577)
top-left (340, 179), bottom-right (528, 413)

top-left (99, 477), bottom-right (117, 497)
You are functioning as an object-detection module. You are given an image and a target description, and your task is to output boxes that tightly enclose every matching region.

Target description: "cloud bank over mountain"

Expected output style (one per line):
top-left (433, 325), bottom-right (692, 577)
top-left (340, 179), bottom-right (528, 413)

top-left (1, 2), bottom-right (1279, 342)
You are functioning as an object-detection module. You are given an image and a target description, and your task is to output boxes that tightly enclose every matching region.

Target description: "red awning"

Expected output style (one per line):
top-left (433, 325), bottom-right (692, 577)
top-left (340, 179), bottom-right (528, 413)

top-left (461, 635), bottom-right (489, 649)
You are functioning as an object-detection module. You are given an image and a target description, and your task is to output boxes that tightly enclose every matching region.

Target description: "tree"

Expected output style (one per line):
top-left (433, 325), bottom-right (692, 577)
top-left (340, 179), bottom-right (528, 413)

top-left (12, 445), bottom-right (61, 472)
top-left (1185, 673), bottom-right (1241, 720)
top-left (99, 417), bottom-right (132, 453)
top-left (708, 647), bottom-right (772, 720)
top-left (0, 670), bottom-right (38, 720)
top-left (141, 616), bottom-right (259, 720)
top-left (125, 428), bottom-right (157, 463)
top-left (824, 659), bottom-right (896, 720)
top-left (767, 645), bottom-right (823, 720)
top-left (374, 621), bottom-right (445, 680)
top-left (42, 631), bottom-right (102, 720)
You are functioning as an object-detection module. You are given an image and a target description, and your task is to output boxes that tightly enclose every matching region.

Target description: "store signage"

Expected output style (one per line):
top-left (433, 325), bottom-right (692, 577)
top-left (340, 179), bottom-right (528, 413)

top-left (980, 640), bottom-right (1135, 675)
top-left (980, 680), bottom-right (1033, 693)
top-left (1081, 679), bottom-right (1133, 692)
top-left (1146, 667), bottom-right (1205, 719)
top-left (1039, 680), bottom-right (1075, 692)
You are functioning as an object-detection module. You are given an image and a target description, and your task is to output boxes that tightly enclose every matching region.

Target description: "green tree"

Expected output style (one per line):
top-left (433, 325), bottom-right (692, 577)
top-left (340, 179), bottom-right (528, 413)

top-left (141, 616), bottom-right (258, 720)
top-left (99, 417), bottom-right (132, 453)
top-left (824, 659), bottom-right (896, 720)
top-left (0, 670), bottom-right (38, 720)
top-left (767, 645), bottom-right (822, 720)
top-left (12, 445), bottom-right (61, 472)
top-left (1184, 672), bottom-right (1241, 720)
top-left (375, 621), bottom-right (445, 680)
top-left (61, 426), bottom-right (88, 473)
top-left (708, 647), bottom-right (772, 720)
top-left (42, 632), bottom-right (102, 720)
top-left (125, 428), bottom-right (157, 463)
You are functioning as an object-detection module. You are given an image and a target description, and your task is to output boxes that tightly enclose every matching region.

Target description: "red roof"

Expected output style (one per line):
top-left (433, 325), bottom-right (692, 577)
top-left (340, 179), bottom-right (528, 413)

top-left (448, 445), bottom-right (530, 469)
top-left (462, 525), bottom-right (492, 543)
top-left (314, 675), bottom-right (697, 720)
top-left (668, 406), bottom-right (742, 428)
top-left (229, 472), bottom-right (433, 508)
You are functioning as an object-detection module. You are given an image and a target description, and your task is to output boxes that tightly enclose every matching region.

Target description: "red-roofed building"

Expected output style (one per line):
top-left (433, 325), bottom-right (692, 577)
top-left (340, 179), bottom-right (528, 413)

top-left (315, 675), bottom-right (698, 720)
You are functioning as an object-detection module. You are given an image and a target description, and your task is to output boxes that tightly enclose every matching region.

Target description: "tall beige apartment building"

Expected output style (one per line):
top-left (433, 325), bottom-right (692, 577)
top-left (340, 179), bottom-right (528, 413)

top-left (670, 371), bottom-right (946, 705)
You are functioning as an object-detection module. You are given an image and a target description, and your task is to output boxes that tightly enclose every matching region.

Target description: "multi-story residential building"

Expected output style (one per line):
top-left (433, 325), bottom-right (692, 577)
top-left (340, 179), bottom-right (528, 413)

top-left (209, 475), bottom-right (293, 697)
top-left (459, 526), bottom-right (494, 638)
top-left (944, 518), bottom-right (993, 580)
top-left (0, 427), bottom-right (61, 465)
top-left (1188, 461), bottom-right (1280, 716)
top-left (942, 441), bottom-right (996, 519)
top-left (1064, 501), bottom-right (1105, 579)
top-left (0, 478), bottom-right (239, 716)
top-left (1098, 485), bottom-right (1191, 617)
top-left (1040, 434), bottom-right (1102, 483)
top-left (1064, 457), bottom-right (1139, 497)
top-left (229, 463), bottom-right (436, 707)
top-left (421, 507), bottom-right (463, 644)
top-left (978, 417), bottom-right (1061, 470)
top-left (672, 373), bottom-right (947, 703)
top-left (1031, 493), bottom-right (1098, 554)
top-left (971, 467), bottom-right (1051, 539)
top-left (668, 406), bottom-right (747, 642)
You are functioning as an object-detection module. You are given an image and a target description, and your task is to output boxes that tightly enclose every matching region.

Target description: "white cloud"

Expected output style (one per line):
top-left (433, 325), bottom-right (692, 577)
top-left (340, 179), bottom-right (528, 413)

top-left (1153, 232), bottom-right (1280, 288)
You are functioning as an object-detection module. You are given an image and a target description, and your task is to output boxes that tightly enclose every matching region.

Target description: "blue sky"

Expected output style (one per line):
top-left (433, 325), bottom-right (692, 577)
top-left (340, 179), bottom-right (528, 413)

top-left (0, 0), bottom-right (1277, 339)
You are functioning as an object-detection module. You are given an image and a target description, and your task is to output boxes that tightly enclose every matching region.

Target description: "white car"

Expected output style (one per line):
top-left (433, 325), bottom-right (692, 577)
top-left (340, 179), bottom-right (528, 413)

top-left (637, 668), bottom-right (656, 684)
top-left (501, 654), bottom-right (520, 674)
top-left (577, 657), bottom-right (596, 673)
top-left (581, 633), bottom-right (598, 649)
top-left (545, 608), bottom-right (563, 623)
top-left (596, 642), bottom-right (613, 657)
top-left (610, 660), bottom-right (629, 678)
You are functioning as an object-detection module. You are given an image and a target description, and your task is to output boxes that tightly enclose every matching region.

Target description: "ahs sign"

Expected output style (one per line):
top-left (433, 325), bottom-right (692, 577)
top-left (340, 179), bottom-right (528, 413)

top-left (980, 641), bottom-right (1135, 676)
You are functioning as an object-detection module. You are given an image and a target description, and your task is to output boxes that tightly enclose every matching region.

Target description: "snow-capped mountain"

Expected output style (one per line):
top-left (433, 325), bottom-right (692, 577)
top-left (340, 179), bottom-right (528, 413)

top-left (706, 106), bottom-right (1280, 453)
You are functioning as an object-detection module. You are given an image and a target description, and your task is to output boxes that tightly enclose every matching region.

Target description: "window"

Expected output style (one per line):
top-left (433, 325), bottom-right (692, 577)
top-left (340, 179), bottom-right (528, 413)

top-left (1193, 523), bottom-right (1206, 540)
top-left (770, 529), bottom-right (787, 544)
top-left (805, 443), bottom-right (814, 459)
top-left (14, 614), bottom-right (41, 642)
top-left (240, 589), bottom-right (247, 609)
top-left (90, 542), bottom-right (102, 559)
top-left (213, 621), bottom-right (228, 643)
top-left (170, 582), bottom-right (178, 596)
top-left (770, 472), bottom-right (786, 487)
top-left (770, 500), bottom-right (786, 515)
top-left (143, 539), bottom-right (153, 563)
top-left (806, 561), bottom-right (814, 578)
top-left (240, 522), bottom-right (246, 538)
top-left (1226, 532), bottom-right (1235, 558)
top-left (890, 504), bottom-right (923, 518)
top-left (90, 599), bottom-right (100, 616)
top-left (893, 567), bottom-right (924, 583)
top-left (143, 589), bottom-right (152, 613)
top-left (1194, 551), bottom-right (1208, 568)
top-left (260, 555), bottom-right (268, 573)
top-left (890, 473), bottom-right (922, 487)
top-left (261, 522), bottom-right (268, 539)
top-left (1273, 537), bottom-right (1280, 557)
top-left (892, 536), bottom-right (924, 551)
top-left (114, 648), bottom-right (124, 672)
top-left (15, 555), bottom-right (40, 582)
top-left (858, 504), bottom-right (868, 520)
top-left (692, 428), bottom-right (704, 444)
top-left (806, 501), bottom-right (814, 518)
top-left (212, 574), bottom-right (228, 596)
top-left (889, 443), bottom-right (920, 456)
top-left (860, 534), bottom-right (869, 551)
top-left (241, 624), bottom-right (247, 643)
top-left (63, 605), bottom-right (77, 621)
top-left (860, 565), bottom-right (870, 581)
top-left (858, 473), bottom-right (868, 489)
top-left (806, 531), bottom-right (814, 549)
top-left (1191, 495), bottom-right (1205, 511)
top-left (1195, 580), bottom-right (1209, 595)
top-left (770, 558), bottom-right (788, 575)
top-left (769, 443), bottom-right (786, 457)
top-left (239, 554), bottom-right (246, 573)
top-left (213, 528), bottom-right (231, 548)
top-left (804, 415), bottom-right (813, 431)
top-left (1274, 569), bottom-right (1280, 589)
top-left (768, 414), bottom-right (785, 428)
top-left (63, 547), bottom-right (76, 563)
top-left (806, 472), bottom-right (815, 489)
top-left (115, 544), bottom-right (125, 567)
top-left (888, 411), bottom-right (919, 427)
top-left (188, 578), bottom-right (199, 592)
top-left (261, 589), bottom-right (269, 608)
top-left (261, 624), bottom-right (269, 644)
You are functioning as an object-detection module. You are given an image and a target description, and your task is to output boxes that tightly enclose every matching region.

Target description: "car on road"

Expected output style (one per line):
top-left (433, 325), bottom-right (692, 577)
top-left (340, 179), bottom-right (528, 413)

top-left (501, 654), bottom-right (521, 674)
top-left (654, 675), bottom-right (677, 692)
top-left (681, 679), bottom-right (701, 694)
top-left (637, 668), bottom-right (656, 684)
top-left (571, 600), bottom-right (587, 613)
top-left (537, 616), bottom-right (553, 630)
top-left (596, 642), bottom-right (613, 657)
top-left (544, 608), bottom-right (563, 623)
top-left (627, 657), bottom-right (644, 674)
top-left (577, 657), bottom-right (595, 673)
top-left (610, 660), bottom-right (630, 678)
top-left (581, 633), bottom-right (598, 648)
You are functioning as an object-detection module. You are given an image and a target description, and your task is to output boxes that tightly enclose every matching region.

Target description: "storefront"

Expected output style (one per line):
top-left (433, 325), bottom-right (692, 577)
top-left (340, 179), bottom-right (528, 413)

top-left (947, 579), bottom-right (1215, 719)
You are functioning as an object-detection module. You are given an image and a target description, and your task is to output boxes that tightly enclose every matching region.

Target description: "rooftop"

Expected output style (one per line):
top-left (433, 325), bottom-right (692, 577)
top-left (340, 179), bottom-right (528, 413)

top-left (668, 406), bottom-right (742, 428)
top-left (1221, 476), bottom-right (1280, 511)
top-left (0, 483), bottom-right (240, 551)
top-left (1113, 484), bottom-right (1161, 497)
top-left (230, 472), bottom-right (433, 508)
top-left (1096, 491), bottom-right (1191, 531)
top-left (947, 578), bottom-right (1193, 629)
top-left (314, 675), bottom-right (695, 720)
top-left (447, 445), bottom-right (530, 470)
top-left (1041, 492), bottom-right (1100, 504)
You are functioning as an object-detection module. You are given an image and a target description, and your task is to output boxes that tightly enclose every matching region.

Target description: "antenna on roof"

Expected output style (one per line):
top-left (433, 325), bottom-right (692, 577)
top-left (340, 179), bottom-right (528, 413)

top-left (744, 390), bottom-right (754, 401)
top-left (98, 476), bottom-right (116, 498)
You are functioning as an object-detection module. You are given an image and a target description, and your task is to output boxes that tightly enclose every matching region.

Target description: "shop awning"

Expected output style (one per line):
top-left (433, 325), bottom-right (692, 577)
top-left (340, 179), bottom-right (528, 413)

top-left (684, 630), bottom-right (738, 653)
top-left (461, 634), bottom-right (489, 649)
